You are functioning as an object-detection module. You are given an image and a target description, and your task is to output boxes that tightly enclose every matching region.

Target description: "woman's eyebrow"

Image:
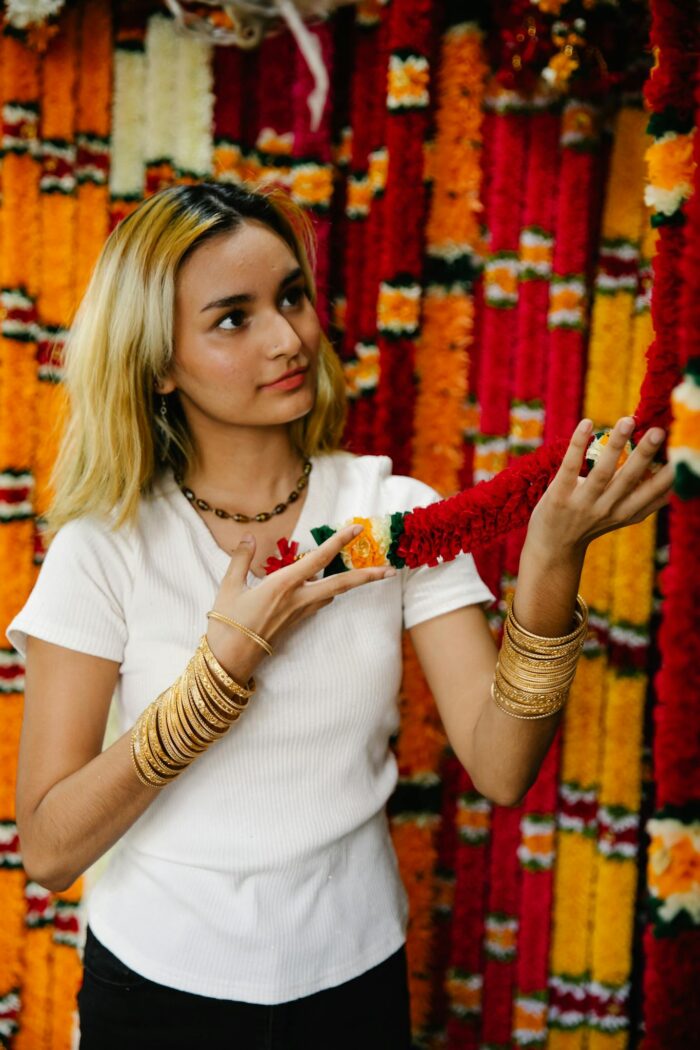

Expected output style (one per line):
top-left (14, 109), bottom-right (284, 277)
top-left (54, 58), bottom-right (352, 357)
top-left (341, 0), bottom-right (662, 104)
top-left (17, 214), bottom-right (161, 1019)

top-left (200, 266), bottom-right (303, 312)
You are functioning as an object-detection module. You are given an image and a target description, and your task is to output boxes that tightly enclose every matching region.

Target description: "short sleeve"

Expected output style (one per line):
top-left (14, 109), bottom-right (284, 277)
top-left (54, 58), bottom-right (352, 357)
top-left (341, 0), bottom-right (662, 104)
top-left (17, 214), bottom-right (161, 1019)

top-left (5, 516), bottom-right (131, 662)
top-left (381, 472), bottom-right (496, 631)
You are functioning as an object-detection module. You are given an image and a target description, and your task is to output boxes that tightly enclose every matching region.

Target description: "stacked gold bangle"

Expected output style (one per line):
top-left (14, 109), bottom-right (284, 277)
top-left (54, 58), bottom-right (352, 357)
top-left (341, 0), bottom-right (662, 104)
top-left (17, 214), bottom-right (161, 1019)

top-left (130, 635), bottom-right (255, 788)
top-left (491, 594), bottom-right (589, 720)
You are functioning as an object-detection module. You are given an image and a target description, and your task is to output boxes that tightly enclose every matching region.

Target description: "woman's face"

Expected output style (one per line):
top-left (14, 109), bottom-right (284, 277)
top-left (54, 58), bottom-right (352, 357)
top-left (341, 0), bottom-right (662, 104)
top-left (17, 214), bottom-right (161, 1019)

top-left (163, 219), bottom-right (321, 432)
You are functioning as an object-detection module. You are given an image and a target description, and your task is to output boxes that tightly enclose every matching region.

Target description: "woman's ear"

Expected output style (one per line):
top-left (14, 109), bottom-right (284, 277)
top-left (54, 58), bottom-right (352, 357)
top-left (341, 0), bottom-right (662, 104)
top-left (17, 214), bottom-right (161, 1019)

top-left (154, 375), bottom-right (176, 395)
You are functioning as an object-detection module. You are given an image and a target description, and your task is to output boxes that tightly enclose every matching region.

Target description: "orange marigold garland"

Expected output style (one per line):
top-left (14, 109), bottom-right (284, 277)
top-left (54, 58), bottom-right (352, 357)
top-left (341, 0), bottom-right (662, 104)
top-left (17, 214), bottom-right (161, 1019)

top-left (412, 21), bottom-right (488, 495)
top-left (74, 0), bottom-right (111, 303)
top-left (0, 30), bottom-right (41, 1043)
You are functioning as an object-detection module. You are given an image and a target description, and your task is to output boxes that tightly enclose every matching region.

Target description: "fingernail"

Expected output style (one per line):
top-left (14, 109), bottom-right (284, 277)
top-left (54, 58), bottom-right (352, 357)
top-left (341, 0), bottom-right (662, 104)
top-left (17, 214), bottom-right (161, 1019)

top-left (383, 568), bottom-right (397, 578)
top-left (620, 417), bottom-right (635, 436)
top-left (351, 524), bottom-right (363, 536)
top-left (577, 418), bottom-right (592, 435)
top-left (240, 532), bottom-right (254, 545)
top-left (649, 428), bottom-right (664, 445)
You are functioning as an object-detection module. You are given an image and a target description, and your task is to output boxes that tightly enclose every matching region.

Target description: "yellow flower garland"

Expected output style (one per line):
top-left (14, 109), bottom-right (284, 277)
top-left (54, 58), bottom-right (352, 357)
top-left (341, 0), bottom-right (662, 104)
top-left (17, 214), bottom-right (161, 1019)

top-left (549, 106), bottom-right (650, 1049)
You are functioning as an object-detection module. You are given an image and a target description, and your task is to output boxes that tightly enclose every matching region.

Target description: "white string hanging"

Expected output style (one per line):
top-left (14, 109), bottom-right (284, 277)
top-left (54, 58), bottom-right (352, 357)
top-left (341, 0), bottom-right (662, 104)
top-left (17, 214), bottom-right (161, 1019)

top-left (163, 0), bottom-right (360, 131)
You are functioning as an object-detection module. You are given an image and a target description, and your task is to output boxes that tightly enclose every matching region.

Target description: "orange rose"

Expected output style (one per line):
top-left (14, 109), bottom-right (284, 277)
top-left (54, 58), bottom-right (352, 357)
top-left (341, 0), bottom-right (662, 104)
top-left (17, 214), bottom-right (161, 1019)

top-left (342, 517), bottom-right (386, 569)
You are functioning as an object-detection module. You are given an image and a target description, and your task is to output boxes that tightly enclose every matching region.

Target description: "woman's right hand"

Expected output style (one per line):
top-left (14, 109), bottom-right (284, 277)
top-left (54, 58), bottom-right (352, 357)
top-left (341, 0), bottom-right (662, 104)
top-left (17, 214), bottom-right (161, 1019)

top-left (206, 524), bottom-right (396, 680)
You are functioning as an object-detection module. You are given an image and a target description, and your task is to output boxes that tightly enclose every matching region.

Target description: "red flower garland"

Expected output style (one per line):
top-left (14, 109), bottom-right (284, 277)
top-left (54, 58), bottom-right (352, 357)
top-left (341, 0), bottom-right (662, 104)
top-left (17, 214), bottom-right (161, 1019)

top-left (509, 108), bottom-right (562, 1024)
top-left (397, 440), bottom-right (567, 568)
top-left (544, 100), bottom-right (603, 441)
top-left (372, 0), bottom-right (433, 475)
top-left (640, 2), bottom-right (700, 1046)
top-left (293, 21), bottom-right (334, 330)
top-left (353, 7), bottom-right (390, 455)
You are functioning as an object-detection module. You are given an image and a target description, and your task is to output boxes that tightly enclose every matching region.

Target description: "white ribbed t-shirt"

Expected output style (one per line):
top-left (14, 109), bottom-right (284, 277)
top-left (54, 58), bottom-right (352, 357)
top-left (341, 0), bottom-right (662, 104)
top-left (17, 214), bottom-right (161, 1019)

top-left (7, 452), bottom-right (494, 1003)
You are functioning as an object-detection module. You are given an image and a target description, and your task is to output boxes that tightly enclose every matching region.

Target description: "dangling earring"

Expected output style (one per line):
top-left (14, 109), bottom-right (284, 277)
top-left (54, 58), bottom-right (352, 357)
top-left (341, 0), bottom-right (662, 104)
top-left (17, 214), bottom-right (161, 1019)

top-left (160, 395), bottom-right (168, 421)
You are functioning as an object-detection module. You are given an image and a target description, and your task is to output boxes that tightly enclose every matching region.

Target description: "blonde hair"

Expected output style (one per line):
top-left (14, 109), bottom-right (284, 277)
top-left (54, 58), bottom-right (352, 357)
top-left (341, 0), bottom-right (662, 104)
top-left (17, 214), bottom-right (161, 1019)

top-left (47, 183), bottom-right (346, 534)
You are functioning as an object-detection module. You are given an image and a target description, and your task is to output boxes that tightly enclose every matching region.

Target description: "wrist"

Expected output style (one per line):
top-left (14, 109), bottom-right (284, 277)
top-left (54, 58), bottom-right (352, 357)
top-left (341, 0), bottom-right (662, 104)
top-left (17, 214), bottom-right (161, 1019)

top-left (206, 622), bottom-right (262, 682)
top-left (520, 532), bottom-right (586, 575)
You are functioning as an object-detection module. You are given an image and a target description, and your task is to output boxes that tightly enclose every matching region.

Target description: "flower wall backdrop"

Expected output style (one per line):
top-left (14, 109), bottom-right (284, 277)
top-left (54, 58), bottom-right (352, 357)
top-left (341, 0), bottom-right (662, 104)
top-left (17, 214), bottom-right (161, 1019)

top-left (0, 0), bottom-right (697, 1047)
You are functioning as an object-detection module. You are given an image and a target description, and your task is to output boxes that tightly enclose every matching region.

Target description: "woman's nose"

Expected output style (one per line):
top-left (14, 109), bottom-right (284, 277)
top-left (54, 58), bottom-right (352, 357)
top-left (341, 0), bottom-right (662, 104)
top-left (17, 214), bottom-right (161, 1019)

top-left (268, 311), bottom-right (302, 356)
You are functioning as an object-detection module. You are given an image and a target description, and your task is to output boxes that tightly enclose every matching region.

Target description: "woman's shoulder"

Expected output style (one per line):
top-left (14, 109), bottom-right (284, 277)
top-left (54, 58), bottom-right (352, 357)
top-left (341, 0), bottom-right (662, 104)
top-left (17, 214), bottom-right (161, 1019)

top-left (318, 451), bottom-right (440, 514)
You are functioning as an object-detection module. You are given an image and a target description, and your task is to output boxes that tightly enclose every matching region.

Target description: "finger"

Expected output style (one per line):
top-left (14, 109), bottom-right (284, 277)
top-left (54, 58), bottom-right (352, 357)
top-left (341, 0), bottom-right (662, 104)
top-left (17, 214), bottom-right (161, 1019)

top-left (550, 418), bottom-right (594, 494)
top-left (611, 461), bottom-right (673, 523)
top-left (284, 523), bottom-right (367, 582)
top-left (304, 565), bottom-right (396, 601)
top-left (602, 426), bottom-right (665, 502)
top-left (584, 416), bottom-right (636, 495)
top-left (223, 532), bottom-right (256, 584)
top-left (626, 487), bottom-right (672, 525)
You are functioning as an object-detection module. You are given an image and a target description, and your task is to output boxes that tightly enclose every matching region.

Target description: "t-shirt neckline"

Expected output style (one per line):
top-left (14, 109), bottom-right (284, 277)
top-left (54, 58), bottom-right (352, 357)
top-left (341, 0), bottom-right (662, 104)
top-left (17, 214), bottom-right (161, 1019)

top-left (158, 457), bottom-right (323, 583)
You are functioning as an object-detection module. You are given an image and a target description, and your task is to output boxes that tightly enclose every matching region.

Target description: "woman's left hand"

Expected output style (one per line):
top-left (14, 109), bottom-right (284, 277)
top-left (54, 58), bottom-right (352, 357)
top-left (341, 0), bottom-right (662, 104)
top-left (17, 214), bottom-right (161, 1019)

top-left (525, 415), bottom-right (675, 561)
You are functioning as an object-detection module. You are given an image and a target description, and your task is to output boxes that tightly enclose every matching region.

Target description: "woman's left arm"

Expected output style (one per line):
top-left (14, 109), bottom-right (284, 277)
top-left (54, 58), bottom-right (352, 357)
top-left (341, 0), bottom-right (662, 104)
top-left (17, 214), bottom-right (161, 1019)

top-left (409, 415), bottom-right (674, 807)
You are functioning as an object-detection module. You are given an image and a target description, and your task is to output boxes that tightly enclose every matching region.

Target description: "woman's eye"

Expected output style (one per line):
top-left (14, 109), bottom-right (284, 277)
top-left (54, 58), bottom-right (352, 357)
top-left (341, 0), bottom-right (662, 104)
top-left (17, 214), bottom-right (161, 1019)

top-left (282, 285), bottom-right (305, 308)
top-left (217, 309), bottom-right (247, 331)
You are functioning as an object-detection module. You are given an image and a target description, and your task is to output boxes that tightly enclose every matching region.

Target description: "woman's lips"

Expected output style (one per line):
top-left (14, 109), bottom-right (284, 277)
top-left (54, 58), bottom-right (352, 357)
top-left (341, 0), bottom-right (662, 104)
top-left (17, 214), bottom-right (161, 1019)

top-left (262, 368), bottom-right (308, 391)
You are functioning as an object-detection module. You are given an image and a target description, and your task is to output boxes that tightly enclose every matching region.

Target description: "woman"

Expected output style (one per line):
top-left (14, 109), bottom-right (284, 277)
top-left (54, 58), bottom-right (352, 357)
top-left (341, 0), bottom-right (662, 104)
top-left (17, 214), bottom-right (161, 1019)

top-left (7, 182), bottom-right (672, 1049)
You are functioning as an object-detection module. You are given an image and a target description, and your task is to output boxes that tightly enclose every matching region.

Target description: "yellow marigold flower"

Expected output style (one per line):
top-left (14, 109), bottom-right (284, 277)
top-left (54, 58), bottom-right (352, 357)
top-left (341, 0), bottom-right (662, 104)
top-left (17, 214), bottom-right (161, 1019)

top-left (647, 132), bottom-right (696, 192)
top-left (291, 165), bottom-right (333, 207)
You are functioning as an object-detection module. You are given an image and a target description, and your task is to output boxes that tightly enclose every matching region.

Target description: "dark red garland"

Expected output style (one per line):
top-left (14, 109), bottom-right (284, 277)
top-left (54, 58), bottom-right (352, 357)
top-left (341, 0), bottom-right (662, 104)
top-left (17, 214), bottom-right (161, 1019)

top-left (372, 0), bottom-right (433, 474)
top-left (642, 927), bottom-right (700, 1049)
top-left (212, 45), bottom-right (243, 144)
top-left (341, 12), bottom-right (381, 452)
top-left (478, 110), bottom-right (527, 434)
top-left (632, 226), bottom-right (685, 440)
top-left (293, 21), bottom-right (334, 329)
top-left (480, 807), bottom-right (523, 1043)
top-left (353, 7), bottom-right (390, 455)
top-left (653, 501), bottom-right (700, 806)
top-left (544, 121), bottom-right (602, 441)
top-left (642, 0), bottom-right (697, 117)
top-left (677, 55), bottom-right (700, 374)
top-left (509, 109), bottom-right (562, 1010)
top-left (446, 781), bottom-right (492, 1050)
top-left (397, 439), bottom-right (567, 567)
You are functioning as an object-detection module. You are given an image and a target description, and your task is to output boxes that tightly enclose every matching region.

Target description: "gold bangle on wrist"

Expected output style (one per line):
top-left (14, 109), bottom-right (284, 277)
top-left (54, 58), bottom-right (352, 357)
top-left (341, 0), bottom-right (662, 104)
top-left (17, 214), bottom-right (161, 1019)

top-left (199, 635), bottom-right (255, 700)
top-left (129, 638), bottom-right (258, 789)
top-left (206, 611), bottom-right (273, 656)
top-left (489, 593), bottom-right (589, 721)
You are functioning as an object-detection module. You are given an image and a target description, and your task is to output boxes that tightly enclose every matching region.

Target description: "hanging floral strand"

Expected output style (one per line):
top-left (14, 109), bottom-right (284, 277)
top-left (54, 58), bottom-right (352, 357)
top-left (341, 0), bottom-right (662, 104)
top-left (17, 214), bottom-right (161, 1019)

top-left (144, 13), bottom-right (179, 195)
top-left (0, 31), bottom-right (41, 1043)
top-left (641, 2), bottom-right (700, 1044)
top-left (345, 0), bottom-right (390, 455)
top-left (74, 0), bottom-right (112, 303)
top-left (509, 105), bottom-right (561, 1050)
top-left (108, 10), bottom-right (147, 227)
top-left (372, 0), bottom-right (433, 475)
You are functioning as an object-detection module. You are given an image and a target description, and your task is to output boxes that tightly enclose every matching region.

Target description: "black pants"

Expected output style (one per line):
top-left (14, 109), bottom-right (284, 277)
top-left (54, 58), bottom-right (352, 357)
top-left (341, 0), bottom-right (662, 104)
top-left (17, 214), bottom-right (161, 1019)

top-left (78, 926), bottom-right (412, 1050)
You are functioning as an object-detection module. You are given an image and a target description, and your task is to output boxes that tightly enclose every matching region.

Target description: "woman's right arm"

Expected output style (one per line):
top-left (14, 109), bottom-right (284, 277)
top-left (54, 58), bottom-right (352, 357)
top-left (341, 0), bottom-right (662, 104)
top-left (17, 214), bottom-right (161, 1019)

top-left (17, 525), bottom-right (394, 892)
top-left (17, 636), bottom-right (164, 892)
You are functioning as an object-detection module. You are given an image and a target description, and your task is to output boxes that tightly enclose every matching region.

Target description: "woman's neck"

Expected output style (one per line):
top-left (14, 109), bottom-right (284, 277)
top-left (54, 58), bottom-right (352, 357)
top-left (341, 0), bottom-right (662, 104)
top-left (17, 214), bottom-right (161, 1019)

top-left (181, 422), bottom-right (307, 515)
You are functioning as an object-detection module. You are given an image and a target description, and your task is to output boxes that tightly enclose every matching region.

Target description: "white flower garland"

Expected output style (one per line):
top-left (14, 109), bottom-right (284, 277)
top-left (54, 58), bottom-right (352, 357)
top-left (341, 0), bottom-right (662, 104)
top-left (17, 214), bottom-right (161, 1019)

top-left (4, 0), bottom-right (64, 29)
top-left (174, 31), bottom-right (214, 178)
top-left (145, 14), bottom-right (179, 168)
top-left (109, 47), bottom-right (147, 199)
